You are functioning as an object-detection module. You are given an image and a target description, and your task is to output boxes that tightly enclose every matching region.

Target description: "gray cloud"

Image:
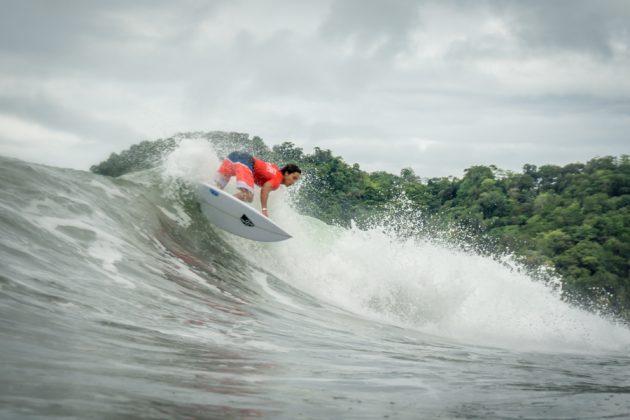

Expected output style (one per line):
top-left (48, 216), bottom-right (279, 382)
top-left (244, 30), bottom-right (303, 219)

top-left (495, 0), bottom-right (630, 58)
top-left (320, 0), bottom-right (422, 58)
top-left (0, 92), bottom-right (143, 146)
top-left (0, 0), bottom-right (629, 176)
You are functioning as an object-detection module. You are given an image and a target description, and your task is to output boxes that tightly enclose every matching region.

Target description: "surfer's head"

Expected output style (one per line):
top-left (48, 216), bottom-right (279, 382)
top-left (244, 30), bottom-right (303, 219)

top-left (280, 164), bottom-right (301, 187)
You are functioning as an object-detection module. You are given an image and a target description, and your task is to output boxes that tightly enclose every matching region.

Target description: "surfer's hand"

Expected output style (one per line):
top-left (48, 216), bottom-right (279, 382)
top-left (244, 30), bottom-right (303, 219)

top-left (262, 208), bottom-right (269, 217)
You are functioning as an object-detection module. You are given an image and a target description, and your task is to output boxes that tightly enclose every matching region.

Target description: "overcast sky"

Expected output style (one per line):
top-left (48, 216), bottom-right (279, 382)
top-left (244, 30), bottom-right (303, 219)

top-left (1, 0), bottom-right (629, 177)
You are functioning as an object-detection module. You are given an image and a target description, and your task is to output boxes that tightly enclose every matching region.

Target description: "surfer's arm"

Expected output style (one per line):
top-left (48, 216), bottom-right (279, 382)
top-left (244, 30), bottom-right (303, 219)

top-left (260, 182), bottom-right (273, 217)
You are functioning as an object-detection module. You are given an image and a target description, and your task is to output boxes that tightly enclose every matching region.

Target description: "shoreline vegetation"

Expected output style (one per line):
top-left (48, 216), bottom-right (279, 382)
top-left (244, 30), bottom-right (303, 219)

top-left (90, 132), bottom-right (630, 321)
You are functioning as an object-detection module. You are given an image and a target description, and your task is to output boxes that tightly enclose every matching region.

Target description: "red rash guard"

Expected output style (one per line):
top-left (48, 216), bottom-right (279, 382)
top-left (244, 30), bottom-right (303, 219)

top-left (253, 158), bottom-right (283, 190)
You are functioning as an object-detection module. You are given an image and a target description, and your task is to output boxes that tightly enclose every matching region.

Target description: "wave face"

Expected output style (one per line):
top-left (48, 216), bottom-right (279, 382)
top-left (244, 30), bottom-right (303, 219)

top-left (2, 140), bottom-right (630, 419)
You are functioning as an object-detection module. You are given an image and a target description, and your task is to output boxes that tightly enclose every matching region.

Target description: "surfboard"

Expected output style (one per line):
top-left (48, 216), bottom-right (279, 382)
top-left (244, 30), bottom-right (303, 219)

top-left (195, 182), bottom-right (292, 242)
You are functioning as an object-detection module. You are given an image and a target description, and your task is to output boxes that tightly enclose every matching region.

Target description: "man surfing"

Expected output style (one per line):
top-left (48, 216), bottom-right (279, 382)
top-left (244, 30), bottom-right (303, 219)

top-left (214, 151), bottom-right (301, 217)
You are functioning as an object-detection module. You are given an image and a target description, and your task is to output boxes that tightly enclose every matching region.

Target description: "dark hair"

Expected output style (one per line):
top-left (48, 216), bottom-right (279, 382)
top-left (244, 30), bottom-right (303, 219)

top-left (280, 163), bottom-right (301, 175)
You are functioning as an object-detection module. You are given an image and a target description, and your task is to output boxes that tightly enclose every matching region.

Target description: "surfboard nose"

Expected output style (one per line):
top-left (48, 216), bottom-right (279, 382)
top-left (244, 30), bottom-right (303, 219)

top-left (196, 182), bottom-right (292, 242)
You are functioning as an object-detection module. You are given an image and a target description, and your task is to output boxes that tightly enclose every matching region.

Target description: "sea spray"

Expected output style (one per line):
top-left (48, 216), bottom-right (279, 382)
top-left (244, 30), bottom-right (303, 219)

top-left (246, 210), bottom-right (630, 353)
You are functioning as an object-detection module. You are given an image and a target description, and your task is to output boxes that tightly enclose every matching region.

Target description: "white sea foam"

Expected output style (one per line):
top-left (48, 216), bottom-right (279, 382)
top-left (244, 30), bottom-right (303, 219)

top-left (252, 271), bottom-right (301, 310)
top-left (161, 137), bottom-right (220, 184)
top-left (157, 205), bottom-right (192, 227)
top-left (88, 179), bottom-right (127, 199)
top-left (242, 197), bottom-right (630, 354)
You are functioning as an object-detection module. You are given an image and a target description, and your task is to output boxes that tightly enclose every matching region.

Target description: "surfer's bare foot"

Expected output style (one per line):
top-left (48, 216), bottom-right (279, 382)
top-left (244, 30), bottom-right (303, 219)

top-left (234, 190), bottom-right (253, 203)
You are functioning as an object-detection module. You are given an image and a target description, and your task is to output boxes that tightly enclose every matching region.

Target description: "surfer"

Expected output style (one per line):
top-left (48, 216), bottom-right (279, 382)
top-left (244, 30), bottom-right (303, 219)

top-left (214, 151), bottom-right (301, 217)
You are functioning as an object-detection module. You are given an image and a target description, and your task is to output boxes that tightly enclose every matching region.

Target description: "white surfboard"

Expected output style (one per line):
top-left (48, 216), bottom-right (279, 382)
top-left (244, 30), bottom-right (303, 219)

top-left (196, 182), bottom-right (292, 242)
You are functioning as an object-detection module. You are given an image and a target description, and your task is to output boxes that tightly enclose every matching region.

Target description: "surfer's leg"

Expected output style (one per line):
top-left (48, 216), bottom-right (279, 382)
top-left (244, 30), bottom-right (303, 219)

top-left (234, 189), bottom-right (254, 202)
top-left (214, 174), bottom-right (229, 189)
top-left (215, 158), bottom-right (234, 189)
top-left (233, 161), bottom-right (255, 202)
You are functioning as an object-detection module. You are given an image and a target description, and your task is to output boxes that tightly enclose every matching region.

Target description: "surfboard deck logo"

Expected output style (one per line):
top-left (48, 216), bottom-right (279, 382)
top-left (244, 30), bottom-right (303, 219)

top-left (240, 214), bottom-right (255, 227)
top-left (196, 182), bottom-right (291, 242)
